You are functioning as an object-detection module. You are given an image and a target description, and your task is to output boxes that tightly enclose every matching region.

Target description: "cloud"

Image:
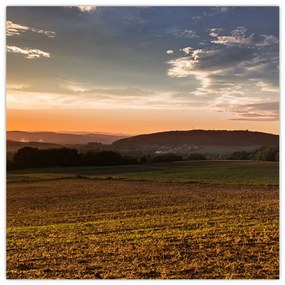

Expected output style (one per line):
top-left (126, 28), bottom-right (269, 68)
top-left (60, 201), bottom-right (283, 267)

top-left (58, 81), bottom-right (167, 98)
top-left (6, 20), bottom-right (56, 38)
top-left (166, 24), bottom-right (279, 121)
top-left (208, 28), bottom-right (224, 38)
top-left (192, 16), bottom-right (202, 22)
top-left (7, 86), bottom-right (202, 110)
top-left (231, 26), bottom-right (247, 37)
top-left (167, 26), bottom-right (279, 100)
top-left (168, 47), bottom-right (255, 78)
top-left (166, 50), bottom-right (174, 54)
top-left (257, 34), bottom-right (279, 47)
top-left (227, 101), bottom-right (279, 121)
top-left (7, 45), bottom-right (51, 59)
top-left (6, 83), bottom-right (30, 90)
top-left (255, 81), bottom-right (279, 93)
top-left (6, 21), bottom-right (29, 36)
top-left (212, 90), bottom-right (279, 121)
top-left (211, 35), bottom-right (254, 46)
top-left (6, 22), bottom-right (55, 58)
top-left (77, 6), bottom-right (96, 13)
top-left (203, 7), bottom-right (232, 17)
top-left (218, 7), bottom-right (230, 12)
top-left (210, 26), bottom-right (279, 47)
top-left (167, 46), bottom-right (278, 96)
top-left (211, 26), bottom-right (254, 46)
top-left (34, 29), bottom-right (55, 38)
top-left (61, 81), bottom-right (91, 93)
top-left (180, 47), bottom-right (192, 55)
top-left (239, 53), bottom-right (279, 88)
top-left (211, 7), bottom-right (231, 13)
top-left (173, 29), bottom-right (199, 39)
top-left (7, 78), bottom-right (208, 111)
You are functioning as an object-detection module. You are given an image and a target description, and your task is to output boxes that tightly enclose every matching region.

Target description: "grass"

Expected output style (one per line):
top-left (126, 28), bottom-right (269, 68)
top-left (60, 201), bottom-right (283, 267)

top-left (108, 163), bottom-right (278, 185)
top-left (6, 160), bottom-right (279, 279)
top-left (7, 160), bottom-right (279, 185)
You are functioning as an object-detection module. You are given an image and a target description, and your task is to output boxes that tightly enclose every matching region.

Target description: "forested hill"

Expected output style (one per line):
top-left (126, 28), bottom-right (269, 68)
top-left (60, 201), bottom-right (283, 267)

top-left (112, 130), bottom-right (279, 148)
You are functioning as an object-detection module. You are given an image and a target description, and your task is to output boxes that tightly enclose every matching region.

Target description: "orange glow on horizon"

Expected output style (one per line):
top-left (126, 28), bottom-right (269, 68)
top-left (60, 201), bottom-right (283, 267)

top-left (7, 109), bottom-right (279, 135)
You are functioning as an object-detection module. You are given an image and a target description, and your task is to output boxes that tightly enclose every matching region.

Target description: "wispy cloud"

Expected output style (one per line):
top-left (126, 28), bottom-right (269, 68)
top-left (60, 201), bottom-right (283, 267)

top-left (6, 20), bottom-right (56, 38)
top-left (204, 7), bottom-right (233, 17)
top-left (212, 91), bottom-right (279, 121)
top-left (6, 83), bottom-right (30, 90)
top-left (173, 29), bottom-right (199, 39)
top-left (77, 6), bottom-right (96, 13)
top-left (192, 16), bottom-right (202, 23)
top-left (212, 7), bottom-right (231, 13)
top-left (255, 81), bottom-right (279, 93)
top-left (227, 101), bottom-right (279, 121)
top-left (7, 79), bottom-right (207, 111)
top-left (257, 34), bottom-right (279, 47)
top-left (7, 45), bottom-right (51, 59)
top-left (7, 88), bottom-right (198, 110)
top-left (210, 26), bottom-right (279, 47)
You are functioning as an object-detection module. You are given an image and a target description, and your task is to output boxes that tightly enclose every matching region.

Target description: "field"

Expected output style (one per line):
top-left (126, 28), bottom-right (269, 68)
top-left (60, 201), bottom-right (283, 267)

top-left (6, 160), bottom-right (279, 279)
top-left (7, 160), bottom-right (279, 185)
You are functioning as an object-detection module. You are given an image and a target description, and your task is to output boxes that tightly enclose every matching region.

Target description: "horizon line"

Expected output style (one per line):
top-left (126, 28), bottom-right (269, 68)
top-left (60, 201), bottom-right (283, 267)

top-left (6, 128), bottom-right (279, 136)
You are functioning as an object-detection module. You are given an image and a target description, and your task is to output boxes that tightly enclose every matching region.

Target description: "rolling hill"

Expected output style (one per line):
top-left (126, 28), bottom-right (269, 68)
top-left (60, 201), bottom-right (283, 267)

top-left (7, 131), bottom-right (128, 145)
top-left (112, 130), bottom-right (279, 148)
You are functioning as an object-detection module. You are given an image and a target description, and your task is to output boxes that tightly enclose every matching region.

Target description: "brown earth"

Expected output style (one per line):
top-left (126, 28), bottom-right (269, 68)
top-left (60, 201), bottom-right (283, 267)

top-left (6, 179), bottom-right (279, 279)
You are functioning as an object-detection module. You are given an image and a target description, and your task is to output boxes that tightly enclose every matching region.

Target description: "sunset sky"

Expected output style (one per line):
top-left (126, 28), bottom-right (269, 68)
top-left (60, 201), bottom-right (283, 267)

top-left (6, 6), bottom-right (279, 135)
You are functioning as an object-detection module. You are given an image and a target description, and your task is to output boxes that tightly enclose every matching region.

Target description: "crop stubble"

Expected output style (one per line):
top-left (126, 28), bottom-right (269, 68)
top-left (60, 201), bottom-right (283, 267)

top-left (6, 179), bottom-right (279, 279)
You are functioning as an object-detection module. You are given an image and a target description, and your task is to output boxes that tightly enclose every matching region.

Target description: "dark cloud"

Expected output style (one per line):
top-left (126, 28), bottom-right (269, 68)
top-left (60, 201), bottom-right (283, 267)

top-left (167, 25), bottom-right (279, 94)
top-left (197, 46), bottom-right (255, 70)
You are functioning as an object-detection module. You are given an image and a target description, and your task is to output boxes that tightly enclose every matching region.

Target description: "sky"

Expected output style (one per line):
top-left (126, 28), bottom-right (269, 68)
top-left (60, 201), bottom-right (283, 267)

top-left (6, 6), bottom-right (279, 134)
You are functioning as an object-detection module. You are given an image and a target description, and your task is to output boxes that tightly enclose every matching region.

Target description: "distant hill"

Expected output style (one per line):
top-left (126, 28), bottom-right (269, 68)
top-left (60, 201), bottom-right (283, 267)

top-left (7, 131), bottom-right (128, 145)
top-left (113, 130), bottom-right (279, 148)
top-left (7, 140), bottom-right (64, 152)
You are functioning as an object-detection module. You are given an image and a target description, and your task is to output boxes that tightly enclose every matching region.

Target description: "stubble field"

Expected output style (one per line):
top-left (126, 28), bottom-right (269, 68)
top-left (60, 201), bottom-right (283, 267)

top-left (6, 161), bottom-right (279, 279)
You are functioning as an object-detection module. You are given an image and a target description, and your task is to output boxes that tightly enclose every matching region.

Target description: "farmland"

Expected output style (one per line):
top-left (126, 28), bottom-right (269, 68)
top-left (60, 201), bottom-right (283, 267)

top-left (6, 160), bottom-right (279, 279)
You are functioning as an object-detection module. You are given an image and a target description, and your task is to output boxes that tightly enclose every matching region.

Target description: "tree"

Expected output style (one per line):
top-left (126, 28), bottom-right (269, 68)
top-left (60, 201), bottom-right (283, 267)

top-left (254, 146), bottom-right (279, 161)
top-left (187, 153), bottom-right (207, 160)
top-left (227, 151), bottom-right (252, 160)
top-left (7, 160), bottom-right (17, 171)
top-left (37, 148), bottom-right (80, 166)
top-left (13, 147), bottom-right (39, 168)
top-left (81, 150), bottom-right (124, 166)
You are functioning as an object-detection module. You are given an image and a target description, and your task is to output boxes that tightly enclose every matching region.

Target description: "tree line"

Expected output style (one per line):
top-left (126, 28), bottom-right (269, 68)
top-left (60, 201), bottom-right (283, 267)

top-left (7, 147), bottom-right (135, 170)
top-left (228, 146), bottom-right (279, 161)
top-left (7, 145), bottom-right (278, 171)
